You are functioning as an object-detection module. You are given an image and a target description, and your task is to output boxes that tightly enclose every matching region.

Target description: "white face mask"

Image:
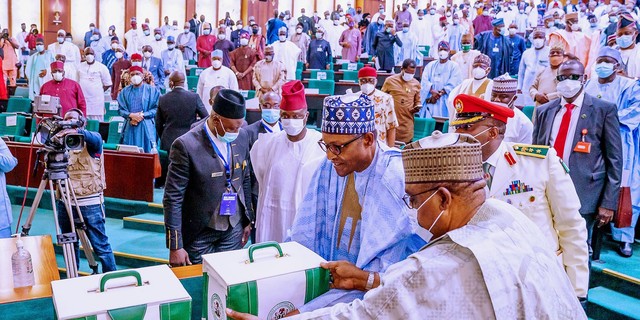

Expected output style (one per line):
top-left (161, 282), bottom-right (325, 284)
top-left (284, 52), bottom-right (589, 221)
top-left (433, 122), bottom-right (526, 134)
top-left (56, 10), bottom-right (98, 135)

top-left (279, 35), bottom-right (286, 42)
top-left (402, 72), bottom-right (414, 81)
top-left (360, 83), bottom-right (375, 95)
top-left (316, 33), bottom-right (323, 39)
top-left (85, 54), bottom-right (95, 63)
top-left (237, 25), bottom-right (243, 30)
top-left (132, 61), bottom-right (142, 67)
top-left (131, 74), bottom-right (143, 85)
top-left (52, 72), bottom-right (64, 81)
top-left (57, 37), bottom-right (65, 44)
top-left (409, 190), bottom-right (444, 243)
top-left (533, 38), bottom-right (545, 49)
top-left (508, 28), bottom-right (517, 35)
top-left (184, 28), bottom-right (190, 34)
top-left (111, 43), bottom-right (118, 50)
top-left (168, 44), bottom-right (175, 50)
top-left (203, 29), bottom-right (211, 35)
top-left (571, 23), bottom-right (580, 31)
top-left (296, 28), bottom-right (303, 34)
top-left (218, 34), bottom-right (226, 40)
top-left (212, 60), bottom-right (222, 69)
top-left (472, 67), bottom-right (487, 79)
top-left (240, 38), bottom-right (249, 46)
top-left (438, 50), bottom-right (449, 60)
top-left (143, 51), bottom-right (152, 58)
top-left (281, 118), bottom-right (305, 136)
top-left (115, 52), bottom-right (124, 59)
top-left (556, 79), bottom-right (583, 98)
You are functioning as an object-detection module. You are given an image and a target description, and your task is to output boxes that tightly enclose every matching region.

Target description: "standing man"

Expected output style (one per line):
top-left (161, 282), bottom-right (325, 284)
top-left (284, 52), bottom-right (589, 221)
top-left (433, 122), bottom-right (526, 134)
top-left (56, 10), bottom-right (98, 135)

top-left (161, 36), bottom-right (185, 90)
top-left (451, 33), bottom-right (482, 79)
top-left (213, 26), bottom-right (235, 68)
top-left (507, 22), bottom-right (526, 76)
top-left (48, 29), bottom-right (80, 77)
top-left (420, 41), bottom-right (463, 118)
top-left (617, 13), bottom-right (640, 78)
top-left (16, 23), bottom-right (30, 79)
top-left (77, 47), bottom-right (112, 121)
top-left (0, 137), bottom-right (16, 238)
top-left (490, 74), bottom-right (533, 144)
top-left (88, 29), bottom-right (110, 63)
top-left (271, 27), bottom-right (301, 81)
top-left (518, 29), bottom-right (550, 107)
top-left (197, 50), bottom-right (238, 113)
top-left (27, 37), bottom-right (57, 100)
top-left (307, 28), bottom-right (332, 70)
top-left (373, 20), bottom-right (403, 72)
top-left (532, 59), bottom-right (622, 254)
top-left (84, 23), bottom-right (96, 48)
top-left (40, 61), bottom-right (86, 116)
top-left (291, 23), bottom-right (310, 64)
top-left (251, 81), bottom-right (325, 243)
top-left (230, 20), bottom-right (246, 48)
top-left (473, 6), bottom-right (494, 35)
top-left (149, 28), bottom-right (168, 59)
top-left (141, 45), bottom-right (165, 90)
top-left (548, 12), bottom-right (591, 70)
top-left (266, 10), bottom-right (287, 45)
top-left (124, 18), bottom-right (142, 55)
top-left (395, 3), bottom-right (413, 28)
top-left (298, 8), bottom-right (315, 34)
top-left (339, 18), bottom-right (361, 63)
top-left (248, 23), bottom-right (266, 59)
top-left (474, 18), bottom-right (513, 78)
top-left (382, 59), bottom-right (421, 144)
top-left (364, 14), bottom-right (385, 57)
top-left (452, 93), bottom-right (589, 303)
top-left (110, 46), bottom-right (131, 100)
top-left (117, 66), bottom-right (160, 153)
top-left (395, 21), bottom-right (419, 66)
top-left (197, 23), bottom-right (217, 68)
top-left (357, 67), bottom-right (398, 147)
top-left (1, 30), bottom-right (19, 88)
top-left (178, 22), bottom-right (197, 62)
top-left (530, 45), bottom-right (564, 107)
top-left (253, 47), bottom-right (285, 98)
top-left (102, 37), bottom-right (127, 75)
top-left (164, 89), bottom-right (253, 265)
top-left (230, 33), bottom-right (259, 91)
top-left (447, 54), bottom-right (495, 124)
top-left (189, 13), bottom-right (201, 37)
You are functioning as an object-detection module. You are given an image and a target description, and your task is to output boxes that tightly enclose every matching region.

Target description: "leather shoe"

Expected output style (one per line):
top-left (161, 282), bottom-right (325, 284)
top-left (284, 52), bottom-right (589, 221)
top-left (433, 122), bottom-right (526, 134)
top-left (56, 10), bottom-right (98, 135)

top-left (617, 242), bottom-right (633, 258)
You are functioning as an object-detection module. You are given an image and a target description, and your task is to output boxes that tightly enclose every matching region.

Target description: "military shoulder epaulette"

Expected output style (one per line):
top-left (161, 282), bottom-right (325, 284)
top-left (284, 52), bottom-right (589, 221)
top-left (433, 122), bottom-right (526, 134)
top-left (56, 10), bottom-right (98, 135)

top-left (512, 144), bottom-right (549, 158)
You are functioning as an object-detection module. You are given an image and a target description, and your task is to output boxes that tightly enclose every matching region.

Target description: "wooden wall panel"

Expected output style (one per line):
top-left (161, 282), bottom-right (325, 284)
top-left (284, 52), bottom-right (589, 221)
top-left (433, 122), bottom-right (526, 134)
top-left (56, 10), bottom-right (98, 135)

top-left (247, 0), bottom-right (279, 29)
top-left (186, 0), bottom-right (197, 22)
top-left (124, 0), bottom-right (137, 32)
top-left (42, 0), bottom-right (71, 44)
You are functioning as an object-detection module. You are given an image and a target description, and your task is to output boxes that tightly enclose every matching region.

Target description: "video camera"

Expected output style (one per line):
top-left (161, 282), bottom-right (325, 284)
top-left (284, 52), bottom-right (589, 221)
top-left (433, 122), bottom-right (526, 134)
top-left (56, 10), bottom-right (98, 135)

top-left (33, 95), bottom-right (84, 153)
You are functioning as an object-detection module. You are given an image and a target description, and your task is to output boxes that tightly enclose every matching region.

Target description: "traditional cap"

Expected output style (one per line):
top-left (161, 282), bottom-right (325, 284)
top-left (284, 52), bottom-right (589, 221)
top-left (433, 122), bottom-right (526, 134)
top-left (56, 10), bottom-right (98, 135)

top-left (492, 18), bottom-right (505, 26)
top-left (598, 46), bottom-right (622, 63)
top-left (167, 35), bottom-right (175, 42)
top-left (131, 53), bottom-right (143, 60)
top-left (109, 25), bottom-right (116, 30)
top-left (451, 94), bottom-right (514, 126)
top-left (587, 13), bottom-right (596, 20)
top-left (154, 27), bottom-right (162, 33)
top-left (212, 49), bottom-right (223, 58)
top-left (492, 73), bottom-right (517, 93)
top-left (212, 89), bottom-right (246, 119)
top-left (281, 80), bottom-right (307, 111)
top-left (607, 34), bottom-right (618, 45)
top-left (438, 41), bottom-right (450, 51)
top-left (543, 13), bottom-right (554, 21)
top-left (439, 16), bottom-right (447, 22)
top-left (129, 66), bottom-right (143, 73)
top-left (36, 35), bottom-right (44, 42)
top-left (473, 54), bottom-right (491, 66)
top-left (142, 23), bottom-right (149, 30)
top-left (358, 66), bottom-right (377, 78)
top-left (402, 131), bottom-right (484, 183)
top-left (57, 29), bottom-right (66, 35)
top-left (130, 17), bottom-right (137, 22)
top-left (565, 12), bottom-right (578, 20)
top-left (550, 43), bottom-right (565, 51)
top-left (111, 36), bottom-right (120, 42)
top-left (50, 61), bottom-right (64, 70)
top-left (203, 22), bottom-right (212, 29)
top-left (618, 13), bottom-right (636, 29)
top-left (278, 26), bottom-right (287, 33)
top-left (321, 94), bottom-right (375, 134)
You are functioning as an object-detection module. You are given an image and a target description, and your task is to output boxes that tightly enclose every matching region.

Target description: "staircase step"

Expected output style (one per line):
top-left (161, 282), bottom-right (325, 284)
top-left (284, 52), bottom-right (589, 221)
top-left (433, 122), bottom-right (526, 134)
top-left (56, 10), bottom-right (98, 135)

top-left (588, 287), bottom-right (640, 320)
top-left (123, 213), bottom-right (165, 233)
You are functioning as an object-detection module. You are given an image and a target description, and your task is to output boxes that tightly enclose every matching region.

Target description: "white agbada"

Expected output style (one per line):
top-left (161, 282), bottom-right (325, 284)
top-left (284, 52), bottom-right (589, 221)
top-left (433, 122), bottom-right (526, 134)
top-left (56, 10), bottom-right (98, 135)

top-left (411, 17), bottom-right (433, 48)
top-left (292, 199), bottom-right (587, 320)
top-left (620, 45), bottom-right (640, 78)
top-left (77, 61), bottom-right (112, 119)
top-left (161, 48), bottom-right (186, 89)
top-left (323, 23), bottom-right (346, 57)
top-left (517, 46), bottom-right (550, 107)
top-left (196, 66), bottom-right (239, 113)
top-left (48, 41), bottom-right (81, 68)
top-left (149, 39), bottom-right (168, 59)
top-left (250, 129), bottom-right (325, 243)
top-left (124, 28), bottom-right (143, 55)
top-left (504, 107), bottom-right (533, 144)
top-left (447, 78), bottom-right (495, 126)
top-left (271, 40), bottom-right (302, 81)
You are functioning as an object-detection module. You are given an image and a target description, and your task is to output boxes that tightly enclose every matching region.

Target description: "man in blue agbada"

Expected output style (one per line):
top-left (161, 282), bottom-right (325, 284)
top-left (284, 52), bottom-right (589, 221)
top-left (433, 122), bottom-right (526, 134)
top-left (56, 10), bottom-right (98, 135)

top-left (419, 41), bottom-right (462, 118)
top-left (117, 65), bottom-right (160, 153)
top-left (288, 93), bottom-right (425, 314)
top-left (584, 47), bottom-right (640, 258)
top-left (474, 18), bottom-right (513, 79)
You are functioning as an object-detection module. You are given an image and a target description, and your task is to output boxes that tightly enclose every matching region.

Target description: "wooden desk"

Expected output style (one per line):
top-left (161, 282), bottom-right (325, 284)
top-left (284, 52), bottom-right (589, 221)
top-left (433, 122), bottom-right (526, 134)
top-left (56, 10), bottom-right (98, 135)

top-left (5, 142), bottom-right (160, 202)
top-left (0, 235), bottom-right (59, 304)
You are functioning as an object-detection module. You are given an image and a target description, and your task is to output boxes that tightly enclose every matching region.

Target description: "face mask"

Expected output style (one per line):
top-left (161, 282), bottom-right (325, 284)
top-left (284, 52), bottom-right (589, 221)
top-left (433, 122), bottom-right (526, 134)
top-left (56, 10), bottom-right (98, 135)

top-left (261, 109), bottom-right (281, 124)
top-left (184, 28), bottom-right (190, 34)
top-left (168, 44), bottom-right (175, 50)
top-left (395, 69), bottom-right (412, 81)
top-left (554, 19), bottom-right (561, 25)
top-left (218, 34), bottom-right (226, 40)
top-left (460, 43), bottom-right (471, 52)
top-left (430, 9), bottom-right (437, 14)
top-left (409, 190), bottom-right (442, 243)
top-left (111, 43), bottom-right (118, 50)
top-left (90, 35), bottom-right (99, 41)
top-left (379, 9), bottom-right (384, 14)
top-left (316, 33), bottom-right (323, 39)
top-left (240, 38), bottom-right (249, 46)
top-left (131, 75), bottom-right (143, 85)
top-left (237, 25), bottom-right (243, 30)
top-left (360, 83), bottom-right (375, 94)
top-left (115, 52), bottom-right (124, 59)
top-left (132, 61), bottom-right (142, 67)
top-left (66, 38), bottom-right (73, 43)
top-left (90, 26), bottom-right (95, 32)
top-left (556, 79), bottom-right (583, 98)
top-left (533, 38), bottom-right (545, 49)
top-left (438, 50), bottom-right (449, 60)
top-left (144, 30), bottom-right (151, 36)
top-left (333, 20), bottom-right (340, 26)
top-left (378, 19), bottom-right (384, 25)
top-left (519, 9), bottom-right (524, 13)
top-left (385, 27), bottom-right (392, 33)
top-left (483, 11), bottom-right (490, 16)
top-left (36, 44), bottom-right (45, 52)
top-left (155, 34), bottom-right (162, 40)
top-left (546, 22), bottom-right (553, 28)
top-left (265, 55), bottom-right (273, 62)
top-left (472, 126), bottom-right (494, 147)
top-left (203, 29), bottom-right (211, 35)
top-left (595, 62), bottom-right (615, 78)
top-left (446, 13), bottom-right (452, 17)
top-left (325, 15), bottom-right (330, 20)
top-left (472, 67), bottom-right (487, 79)
top-left (453, 19), bottom-right (460, 25)
top-left (143, 51), bottom-right (152, 58)
top-left (281, 118), bottom-right (305, 136)
top-left (85, 54), bottom-right (95, 63)
top-left (508, 28), bottom-right (517, 35)
top-left (52, 72), bottom-right (64, 81)
top-left (214, 118), bottom-right (239, 143)
top-left (419, 16), bottom-right (424, 20)
top-left (57, 37), bottom-right (65, 43)
top-left (252, 29), bottom-right (259, 35)
top-left (617, 34), bottom-right (634, 48)
top-left (212, 60), bottom-right (222, 69)
top-left (590, 22), bottom-right (598, 28)
top-left (500, 26), bottom-right (507, 35)
top-left (279, 35), bottom-right (286, 41)
top-left (296, 28), bottom-right (303, 34)
top-left (571, 23), bottom-right (580, 31)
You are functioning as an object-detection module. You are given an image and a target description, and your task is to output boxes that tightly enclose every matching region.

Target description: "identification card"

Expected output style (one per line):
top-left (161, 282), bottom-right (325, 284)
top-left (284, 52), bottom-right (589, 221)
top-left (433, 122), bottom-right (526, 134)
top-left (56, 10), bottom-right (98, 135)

top-left (317, 72), bottom-right (327, 80)
top-left (220, 192), bottom-right (237, 216)
top-left (317, 47), bottom-right (323, 52)
top-left (492, 47), bottom-right (500, 53)
top-left (573, 141), bottom-right (591, 153)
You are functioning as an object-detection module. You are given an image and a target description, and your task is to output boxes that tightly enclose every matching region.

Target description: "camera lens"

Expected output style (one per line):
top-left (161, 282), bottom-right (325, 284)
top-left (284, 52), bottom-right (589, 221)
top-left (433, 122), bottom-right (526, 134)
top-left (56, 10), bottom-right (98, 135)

top-left (64, 134), bottom-right (84, 150)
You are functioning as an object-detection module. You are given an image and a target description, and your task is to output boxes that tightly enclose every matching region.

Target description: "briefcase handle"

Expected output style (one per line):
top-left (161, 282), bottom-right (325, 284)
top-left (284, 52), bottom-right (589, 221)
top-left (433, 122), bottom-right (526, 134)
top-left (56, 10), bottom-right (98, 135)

top-left (248, 241), bottom-right (284, 263)
top-left (100, 270), bottom-right (143, 292)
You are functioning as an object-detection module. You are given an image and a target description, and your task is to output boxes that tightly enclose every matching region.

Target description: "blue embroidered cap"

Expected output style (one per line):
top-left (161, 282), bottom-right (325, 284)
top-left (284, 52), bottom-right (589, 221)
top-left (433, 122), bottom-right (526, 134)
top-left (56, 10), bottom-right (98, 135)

top-left (321, 94), bottom-right (375, 135)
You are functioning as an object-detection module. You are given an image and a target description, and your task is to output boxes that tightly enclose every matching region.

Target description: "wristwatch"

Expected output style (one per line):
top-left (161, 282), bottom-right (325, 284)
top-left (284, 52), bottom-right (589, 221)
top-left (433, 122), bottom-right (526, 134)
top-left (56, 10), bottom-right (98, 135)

top-left (365, 272), bottom-right (375, 291)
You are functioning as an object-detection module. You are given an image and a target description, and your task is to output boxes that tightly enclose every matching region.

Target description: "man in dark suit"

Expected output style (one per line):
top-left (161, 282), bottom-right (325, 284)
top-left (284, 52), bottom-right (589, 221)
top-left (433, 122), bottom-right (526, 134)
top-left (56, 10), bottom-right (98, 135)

top-left (164, 89), bottom-right (253, 266)
top-left (141, 45), bottom-right (165, 90)
top-left (189, 13), bottom-right (201, 38)
top-left (230, 20), bottom-right (248, 48)
top-left (532, 59), bottom-right (622, 253)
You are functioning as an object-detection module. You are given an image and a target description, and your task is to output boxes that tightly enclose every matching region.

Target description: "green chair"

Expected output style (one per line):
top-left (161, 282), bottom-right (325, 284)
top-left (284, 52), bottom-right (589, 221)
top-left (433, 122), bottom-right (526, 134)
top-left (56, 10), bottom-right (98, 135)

top-left (188, 59), bottom-right (196, 65)
top-left (12, 87), bottom-right (30, 99)
top-left (308, 80), bottom-right (335, 95)
top-left (418, 45), bottom-right (430, 57)
top-left (342, 70), bottom-right (359, 82)
top-left (189, 68), bottom-right (205, 76)
top-left (296, 61), bottom-right (304, 71)
top-left (86, 119), bottom-right (100, 132)
top-left (341, 62), bottom-right (364, 71)
top-left (239, 90), bottom-right (256, 99)
top-left (103, 119), bottom-right (125, 150)
top-left (15, 117), bottom-right (37, 143)
top-left (7, 97), bottom-right (32, 113)
top-left (442, 120), bottom-right (449, 133)
top-left (522, 106), bottom-right (535, 121)
top-left (0, 114), bottom-right (27, 137)
top-left (104, 101), bottom-right (120, 121)
top-left (295, 69), bottom-right (303, 81)
top-left (310, 70), bottom-right (335, 80)
top-left (413, 117), bottom-right (436, 141)
top-left (187, 76), bottom-right (199, 92)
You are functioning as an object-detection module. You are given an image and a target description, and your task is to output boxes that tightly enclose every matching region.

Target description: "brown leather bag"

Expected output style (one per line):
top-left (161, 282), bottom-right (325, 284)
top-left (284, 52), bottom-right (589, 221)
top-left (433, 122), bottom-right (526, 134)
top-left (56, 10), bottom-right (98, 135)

top-left (614, 187), bottom-right (633, 228)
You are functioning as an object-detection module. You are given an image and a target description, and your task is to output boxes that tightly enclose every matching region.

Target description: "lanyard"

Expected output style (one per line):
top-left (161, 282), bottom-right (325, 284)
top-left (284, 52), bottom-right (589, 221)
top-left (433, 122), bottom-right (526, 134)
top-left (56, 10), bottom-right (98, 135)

top-left (261, 121), bottom-right (283, 133)
top-left (203, 126), bottom-right (232, 187)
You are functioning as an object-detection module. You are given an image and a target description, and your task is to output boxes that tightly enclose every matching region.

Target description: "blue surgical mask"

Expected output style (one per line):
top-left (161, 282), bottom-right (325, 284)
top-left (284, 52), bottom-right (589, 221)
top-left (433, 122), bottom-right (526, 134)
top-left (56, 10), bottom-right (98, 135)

top-left (616, 34), bottom-right (634, 48)
top-left (215, 118), bottom-right (239, 143)
top-left (595, 62), bottom-right (615, 78)
top-left (402, 28), bottom-right (409, 33)
top-left (261, 109), bottom-right (280, 124)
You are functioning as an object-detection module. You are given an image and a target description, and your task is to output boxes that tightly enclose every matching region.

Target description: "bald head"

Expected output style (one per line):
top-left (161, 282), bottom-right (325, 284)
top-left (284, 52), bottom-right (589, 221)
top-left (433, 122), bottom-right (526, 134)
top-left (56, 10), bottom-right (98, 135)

top-left (259, 91), bottom-right (281, 109)
top-left (169, 71), bottom-right (185, 87)
top-left (559, 59), bottom-right (585, 75)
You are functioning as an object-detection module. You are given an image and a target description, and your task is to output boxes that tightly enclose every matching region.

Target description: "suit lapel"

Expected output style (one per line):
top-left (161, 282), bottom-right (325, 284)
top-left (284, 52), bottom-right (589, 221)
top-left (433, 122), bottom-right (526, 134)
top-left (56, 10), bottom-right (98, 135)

top-left (489, 143), bottom-right (517, 198)
top-left (543, 100), bottom-right (562, 146)
top-left (568, 94), bottom-right (593, 164)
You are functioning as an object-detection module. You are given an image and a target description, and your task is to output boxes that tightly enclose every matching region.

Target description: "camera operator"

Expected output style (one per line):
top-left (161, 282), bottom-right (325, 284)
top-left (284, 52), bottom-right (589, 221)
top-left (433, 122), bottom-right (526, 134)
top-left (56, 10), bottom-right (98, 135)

top-left (54, 108), bottom-right (116, 272)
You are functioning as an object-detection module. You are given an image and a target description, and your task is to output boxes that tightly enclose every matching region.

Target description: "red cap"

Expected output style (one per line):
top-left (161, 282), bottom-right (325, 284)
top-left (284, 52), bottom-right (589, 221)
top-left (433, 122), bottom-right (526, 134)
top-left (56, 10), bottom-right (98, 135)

top-left (451, 94), bottom-right (514, 125)
top-left (280, 80), bottom-right (307, 111)
top-left (358, 66), bottom-right (377, 78)
top-left (129, 66), bottom-right (144, 74)
top-left (50, 61), bottom-right (64, 70)
top-left (439, 16), bottom-right (447, 22)
top-left (131, 53), bottom-right (142, 60)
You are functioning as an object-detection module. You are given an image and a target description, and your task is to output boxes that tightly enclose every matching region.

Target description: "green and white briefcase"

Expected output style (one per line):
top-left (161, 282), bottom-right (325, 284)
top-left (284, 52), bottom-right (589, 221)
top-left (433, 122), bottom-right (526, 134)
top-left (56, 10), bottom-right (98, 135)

top-left (51, 265), bottom-right (191, 320)
top-left (202, 241), bottom-right (330, 320)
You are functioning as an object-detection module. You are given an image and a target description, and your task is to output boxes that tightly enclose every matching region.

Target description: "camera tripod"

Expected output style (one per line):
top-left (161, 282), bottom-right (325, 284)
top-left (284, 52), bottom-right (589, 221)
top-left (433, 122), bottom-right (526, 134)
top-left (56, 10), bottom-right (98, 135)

top-left (20, 152), bottom-right (98, 278)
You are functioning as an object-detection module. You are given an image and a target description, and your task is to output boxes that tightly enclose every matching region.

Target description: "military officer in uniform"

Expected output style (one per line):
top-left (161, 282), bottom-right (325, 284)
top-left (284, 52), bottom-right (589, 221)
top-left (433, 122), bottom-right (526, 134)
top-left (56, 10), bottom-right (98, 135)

top-left (452, 94), bottom-right (589, 305)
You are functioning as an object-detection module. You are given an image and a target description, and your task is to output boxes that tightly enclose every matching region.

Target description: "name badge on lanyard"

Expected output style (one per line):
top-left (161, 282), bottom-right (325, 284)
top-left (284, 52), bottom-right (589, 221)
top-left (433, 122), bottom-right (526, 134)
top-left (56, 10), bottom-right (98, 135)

top-left (317, 46), bottom-right (324, 52)
top-left (204, 126), bottom-right (237, 216)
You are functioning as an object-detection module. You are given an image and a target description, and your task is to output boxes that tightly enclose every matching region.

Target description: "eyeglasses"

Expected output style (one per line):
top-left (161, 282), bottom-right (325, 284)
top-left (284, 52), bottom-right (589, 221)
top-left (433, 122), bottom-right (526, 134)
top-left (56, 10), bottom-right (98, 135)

top-left (402, 189), bottom-right (435, 209)
top-left (556, 74), bottom-right (583, 82)
top-left (317, 135), bottom-right (363, 155)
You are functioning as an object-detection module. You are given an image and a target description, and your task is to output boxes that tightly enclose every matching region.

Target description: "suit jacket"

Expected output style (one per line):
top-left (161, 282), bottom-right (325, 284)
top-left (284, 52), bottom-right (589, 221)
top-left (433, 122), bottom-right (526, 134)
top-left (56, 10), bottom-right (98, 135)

top-left (532, 94), bottom-right (623, 215)
top-left (143, 56), bottom-right (165, 89)
top-left (155, 87), bottom-right (208, 152)
top-left (244, 120), bottom-right (269, 199)
top-left (189, 19), bottom-right (200, 37)
top-left (164, 123), bottom-right (253, 250)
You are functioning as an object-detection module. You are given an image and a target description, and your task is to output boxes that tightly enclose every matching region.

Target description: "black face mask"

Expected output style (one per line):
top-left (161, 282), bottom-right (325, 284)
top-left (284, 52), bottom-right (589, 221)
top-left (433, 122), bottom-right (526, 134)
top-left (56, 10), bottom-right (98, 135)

top-left (357, 10), bottom-right (362, 14)
top-left (252, 29), bottom-right (258, 35)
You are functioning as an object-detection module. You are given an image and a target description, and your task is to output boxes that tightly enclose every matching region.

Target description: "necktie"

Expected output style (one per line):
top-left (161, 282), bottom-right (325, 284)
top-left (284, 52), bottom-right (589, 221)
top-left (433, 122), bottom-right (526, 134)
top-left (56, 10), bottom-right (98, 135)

top-left (483, 162), bottom-right (493, 189)
top-left (337, 173), bottom-right (362, 252)
top-left (143, 59), bottom-right (148, 70)
top-left (554, 103), bottom-right (575, 160)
